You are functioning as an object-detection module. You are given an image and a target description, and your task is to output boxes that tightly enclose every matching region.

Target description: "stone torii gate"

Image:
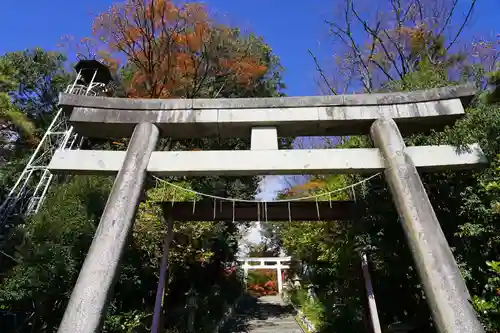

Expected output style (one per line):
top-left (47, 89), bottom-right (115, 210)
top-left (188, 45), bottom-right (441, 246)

top-left (48, 85), bottom-right (486, 333)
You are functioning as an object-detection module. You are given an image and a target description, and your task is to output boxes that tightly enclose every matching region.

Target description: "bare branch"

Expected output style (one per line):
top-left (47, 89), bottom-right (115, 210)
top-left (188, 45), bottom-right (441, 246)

top-left (446, 0), bottom-right (477, 51)
top-left (326, 13), bottom-right (375, 91)
top-left (308, 49), bottom-right (338, 95)
top-left (436, 0), bottom-right (459, 41)
top-left (350, 4), bottom-right (403, 80)
top-left (414, 0), bottom-right (424, 22)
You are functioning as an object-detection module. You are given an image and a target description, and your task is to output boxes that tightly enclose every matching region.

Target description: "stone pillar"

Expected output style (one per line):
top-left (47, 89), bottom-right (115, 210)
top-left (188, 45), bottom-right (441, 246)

top-left (370, 118), bottom-right (484, 333)
top-left (57, 122), bottom-right (160, 333)
top-left (277, 264), bottom-right (283, 294)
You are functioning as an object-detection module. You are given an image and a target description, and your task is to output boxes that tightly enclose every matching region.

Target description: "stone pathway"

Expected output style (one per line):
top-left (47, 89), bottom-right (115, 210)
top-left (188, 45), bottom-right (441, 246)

top-left (221, 295), bottom-right (303, 333)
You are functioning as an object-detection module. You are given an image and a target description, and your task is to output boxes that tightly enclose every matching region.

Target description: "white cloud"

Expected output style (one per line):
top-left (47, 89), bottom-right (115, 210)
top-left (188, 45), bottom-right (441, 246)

top-left (255, 175), bottom-right (286, 201)
top-left (238, 175), bottom-right (287, 253)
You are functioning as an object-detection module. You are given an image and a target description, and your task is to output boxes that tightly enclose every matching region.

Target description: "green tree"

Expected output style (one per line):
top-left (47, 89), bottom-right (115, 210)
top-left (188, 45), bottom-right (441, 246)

top-left (0, 176), bottom-right (113, 332)
top-left (270, 21), bottom-right (499, 332)
top-left (0, 48), bottom-right (71, 206)
top-left (270, 67), bottom-right (500, 333)
top-left (0, 57), bottom-right (37, 148)
top-left (2, 48), bottom-right (70, 120)
top-left (483, 69), bottom-right (500, 104)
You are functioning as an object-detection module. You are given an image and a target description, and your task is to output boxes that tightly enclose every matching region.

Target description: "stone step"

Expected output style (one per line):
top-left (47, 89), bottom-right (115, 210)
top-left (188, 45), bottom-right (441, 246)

top-left (240, 317), bottom-right (297, 320)
top-left (246, 320), bottom-right (298, 325)
top-left (248, 328), bottom-right (302, 333)
top-left (220, 295), bottom-right (303, 333)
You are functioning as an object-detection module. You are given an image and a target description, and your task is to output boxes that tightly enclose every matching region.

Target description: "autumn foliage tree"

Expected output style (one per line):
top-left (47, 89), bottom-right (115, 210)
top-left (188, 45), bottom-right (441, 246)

top-left (90, 0), bottom-right (271, 98)
top-left (81, 0), bottom-right (287, 194)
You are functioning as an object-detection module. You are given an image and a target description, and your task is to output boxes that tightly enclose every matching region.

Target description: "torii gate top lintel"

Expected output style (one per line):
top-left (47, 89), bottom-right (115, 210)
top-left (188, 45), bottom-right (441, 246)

top-left (237, 256), bottom-right (292, 263)
top-left (59, 84), bottom-right (476, 139)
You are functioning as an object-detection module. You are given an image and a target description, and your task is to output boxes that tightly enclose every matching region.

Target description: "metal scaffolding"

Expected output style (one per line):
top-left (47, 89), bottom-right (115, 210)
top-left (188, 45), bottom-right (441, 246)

top-left (0, 60), bottom-right (113, 224)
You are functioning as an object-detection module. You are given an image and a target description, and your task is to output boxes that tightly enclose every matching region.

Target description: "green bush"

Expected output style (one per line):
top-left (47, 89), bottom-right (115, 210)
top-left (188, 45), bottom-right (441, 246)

top-left (472, 261), bottom-right (500, 331)
top-left (247, 269), bottom-right (277, 285)
top-left (287, 286), bottom-right (325, 329)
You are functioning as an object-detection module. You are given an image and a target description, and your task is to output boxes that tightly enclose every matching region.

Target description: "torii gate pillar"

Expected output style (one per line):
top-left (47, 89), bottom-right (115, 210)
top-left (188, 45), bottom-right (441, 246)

top-left (57, 122), bottom-right (159, 333)
top-left (371, 118), bottom-right (483, 333)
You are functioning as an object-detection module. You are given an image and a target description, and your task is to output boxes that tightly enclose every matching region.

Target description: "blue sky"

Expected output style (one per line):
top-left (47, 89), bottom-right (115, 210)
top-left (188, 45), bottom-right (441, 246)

top-left (2, 0), bottom-right (497, 245)
top-left (1, 0), bottom-right (497, 96)
top-left (0, 0), bottom-right (330, 96)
